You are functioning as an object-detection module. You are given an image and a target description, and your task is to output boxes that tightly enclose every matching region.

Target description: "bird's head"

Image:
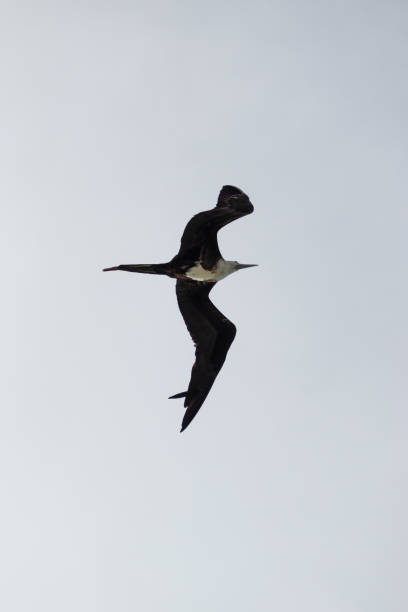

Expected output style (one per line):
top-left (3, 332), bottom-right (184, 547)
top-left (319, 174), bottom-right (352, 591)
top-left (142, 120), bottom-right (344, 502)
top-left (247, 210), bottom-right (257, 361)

top-left (232, 261), bottom-right (258, 273)
top-left (217, 185), bottom-right (254, 214)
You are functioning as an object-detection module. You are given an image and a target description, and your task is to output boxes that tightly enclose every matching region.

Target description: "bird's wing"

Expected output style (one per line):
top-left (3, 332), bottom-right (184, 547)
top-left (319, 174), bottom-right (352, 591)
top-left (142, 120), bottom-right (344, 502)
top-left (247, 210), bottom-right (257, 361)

top-left (172, 279), bottom-right (236, 432)
top-left (171, 185), bottom-right (254, 270)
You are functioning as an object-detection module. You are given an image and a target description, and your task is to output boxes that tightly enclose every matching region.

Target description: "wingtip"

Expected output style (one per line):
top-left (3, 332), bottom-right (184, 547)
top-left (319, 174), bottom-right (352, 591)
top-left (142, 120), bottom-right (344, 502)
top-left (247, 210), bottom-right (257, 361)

top-left (180, 413), bottom-right (194, 433)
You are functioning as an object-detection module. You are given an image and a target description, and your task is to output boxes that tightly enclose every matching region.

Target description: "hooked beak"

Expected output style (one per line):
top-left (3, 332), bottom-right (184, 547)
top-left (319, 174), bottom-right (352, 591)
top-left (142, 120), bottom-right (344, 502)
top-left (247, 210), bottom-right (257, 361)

top-left (236, 263), bottom-right (258, 270)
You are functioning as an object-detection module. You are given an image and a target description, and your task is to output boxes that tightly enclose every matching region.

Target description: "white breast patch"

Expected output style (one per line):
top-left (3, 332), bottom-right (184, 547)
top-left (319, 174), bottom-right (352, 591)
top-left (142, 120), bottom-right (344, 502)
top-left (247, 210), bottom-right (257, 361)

top-left (185, 260), bottom-right (235, 282)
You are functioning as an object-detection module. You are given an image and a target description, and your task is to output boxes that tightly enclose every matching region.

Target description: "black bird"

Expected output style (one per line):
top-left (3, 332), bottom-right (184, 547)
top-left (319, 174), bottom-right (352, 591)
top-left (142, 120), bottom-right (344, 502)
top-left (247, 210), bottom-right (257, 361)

top-left (104, 185), bottom-right (256, 432)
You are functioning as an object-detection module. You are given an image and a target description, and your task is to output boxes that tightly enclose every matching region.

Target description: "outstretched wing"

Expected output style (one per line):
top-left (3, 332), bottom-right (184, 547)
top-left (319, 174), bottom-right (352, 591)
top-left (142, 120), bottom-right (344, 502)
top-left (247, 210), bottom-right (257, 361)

top-left (171, 279), bottom-right (236, 432)
top-left (171, 185), bottom-right (254, 270)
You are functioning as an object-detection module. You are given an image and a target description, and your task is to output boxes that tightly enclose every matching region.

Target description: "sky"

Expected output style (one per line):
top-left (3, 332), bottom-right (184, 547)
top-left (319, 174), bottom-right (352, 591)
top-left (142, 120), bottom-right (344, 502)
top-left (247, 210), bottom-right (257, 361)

top-left (3, 1), bottom-right (408, 610)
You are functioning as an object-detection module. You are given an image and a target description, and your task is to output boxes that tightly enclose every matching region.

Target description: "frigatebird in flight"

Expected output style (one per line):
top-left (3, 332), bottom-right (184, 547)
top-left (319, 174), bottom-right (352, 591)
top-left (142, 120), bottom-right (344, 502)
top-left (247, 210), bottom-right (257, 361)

top-left (104, 185), bottom-right (256, 432)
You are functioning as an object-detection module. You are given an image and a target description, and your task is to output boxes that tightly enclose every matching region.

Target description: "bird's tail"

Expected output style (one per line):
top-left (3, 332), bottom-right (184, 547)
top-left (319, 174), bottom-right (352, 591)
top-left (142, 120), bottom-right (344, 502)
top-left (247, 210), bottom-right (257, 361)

top-left (168, 391), bottom-right (187, 399)
top-left (103, 263), bottom-right (169, 275)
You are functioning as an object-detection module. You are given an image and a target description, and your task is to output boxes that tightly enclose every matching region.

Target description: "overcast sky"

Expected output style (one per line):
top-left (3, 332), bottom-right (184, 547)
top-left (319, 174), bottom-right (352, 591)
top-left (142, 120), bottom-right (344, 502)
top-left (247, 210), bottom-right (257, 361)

top-left (3, 1), bottom-right (408, 611)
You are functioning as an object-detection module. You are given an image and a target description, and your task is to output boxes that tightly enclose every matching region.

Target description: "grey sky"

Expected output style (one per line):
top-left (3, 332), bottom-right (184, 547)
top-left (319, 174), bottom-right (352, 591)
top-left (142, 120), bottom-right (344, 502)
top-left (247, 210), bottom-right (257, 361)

top-left (3, 1), bottom-right (408, 610)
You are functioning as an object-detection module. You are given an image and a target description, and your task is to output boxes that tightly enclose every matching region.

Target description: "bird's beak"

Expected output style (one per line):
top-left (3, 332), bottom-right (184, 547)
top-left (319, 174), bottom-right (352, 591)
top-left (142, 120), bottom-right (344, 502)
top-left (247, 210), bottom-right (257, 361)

top-left (236, 263), bottom-right (258, 270)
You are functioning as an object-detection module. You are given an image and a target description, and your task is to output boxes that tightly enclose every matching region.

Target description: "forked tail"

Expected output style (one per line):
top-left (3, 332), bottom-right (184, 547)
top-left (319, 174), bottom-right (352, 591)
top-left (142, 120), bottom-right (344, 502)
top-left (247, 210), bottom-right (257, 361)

top-left (103, 263), bottom-right (169, 275)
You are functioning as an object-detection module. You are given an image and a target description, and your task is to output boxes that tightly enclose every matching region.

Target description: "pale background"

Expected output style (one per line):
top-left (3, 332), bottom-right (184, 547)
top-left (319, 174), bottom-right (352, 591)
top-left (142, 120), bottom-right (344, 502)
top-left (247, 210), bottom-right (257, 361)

top-left (3, 1), bottom-right (408, 610)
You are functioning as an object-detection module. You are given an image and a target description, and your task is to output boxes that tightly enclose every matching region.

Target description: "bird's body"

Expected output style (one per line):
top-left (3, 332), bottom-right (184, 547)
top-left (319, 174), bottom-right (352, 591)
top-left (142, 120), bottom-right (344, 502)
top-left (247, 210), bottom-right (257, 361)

top-left (184, 259), bottom-right (238, 282)
top-left (104, 185), bottom-right (256, 432)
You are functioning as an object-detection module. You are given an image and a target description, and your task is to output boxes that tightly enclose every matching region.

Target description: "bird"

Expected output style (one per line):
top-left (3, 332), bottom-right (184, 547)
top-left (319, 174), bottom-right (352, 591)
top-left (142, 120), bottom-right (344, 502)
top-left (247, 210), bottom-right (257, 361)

top-left (103, 185), bottom-right (256, 432)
